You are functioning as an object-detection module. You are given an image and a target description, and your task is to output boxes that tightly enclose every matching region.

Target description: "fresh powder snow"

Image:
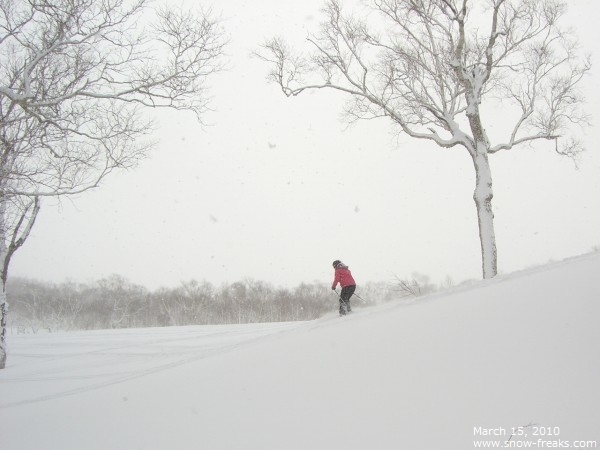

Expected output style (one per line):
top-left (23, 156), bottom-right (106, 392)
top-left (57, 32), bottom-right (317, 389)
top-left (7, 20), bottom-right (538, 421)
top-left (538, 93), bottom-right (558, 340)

top-left (1, 252), bottom-right (599, 449)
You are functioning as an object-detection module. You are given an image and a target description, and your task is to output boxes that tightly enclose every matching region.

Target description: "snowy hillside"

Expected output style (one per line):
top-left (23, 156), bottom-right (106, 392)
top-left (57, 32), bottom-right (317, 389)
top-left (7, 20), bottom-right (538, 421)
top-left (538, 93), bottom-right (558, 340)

top-left (1, 253), bottom-right (599, 450)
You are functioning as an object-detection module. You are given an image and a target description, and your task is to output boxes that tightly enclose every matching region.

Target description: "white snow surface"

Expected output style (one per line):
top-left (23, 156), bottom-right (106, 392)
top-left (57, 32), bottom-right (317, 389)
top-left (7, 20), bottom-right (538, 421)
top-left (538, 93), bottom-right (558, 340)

top-left (1, 253), bottom-right (599, 450)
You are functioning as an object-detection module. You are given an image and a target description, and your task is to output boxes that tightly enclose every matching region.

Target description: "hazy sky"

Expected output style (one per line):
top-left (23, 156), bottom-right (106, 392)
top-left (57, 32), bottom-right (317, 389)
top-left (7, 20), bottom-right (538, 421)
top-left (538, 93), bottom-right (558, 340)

top-left (10, 0), bottom-right (600, 290)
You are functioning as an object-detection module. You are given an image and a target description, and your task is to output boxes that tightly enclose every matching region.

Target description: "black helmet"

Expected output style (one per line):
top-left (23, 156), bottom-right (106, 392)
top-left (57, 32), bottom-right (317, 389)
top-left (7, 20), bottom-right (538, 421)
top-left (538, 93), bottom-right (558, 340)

top-left (332, 260), bottom-right (341, 268)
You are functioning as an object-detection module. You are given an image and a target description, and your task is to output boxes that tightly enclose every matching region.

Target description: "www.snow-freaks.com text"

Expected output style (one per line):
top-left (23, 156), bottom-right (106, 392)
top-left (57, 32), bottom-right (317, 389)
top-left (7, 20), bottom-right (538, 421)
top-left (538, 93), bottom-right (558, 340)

top-left (472, 426), bottom-right (597, 448)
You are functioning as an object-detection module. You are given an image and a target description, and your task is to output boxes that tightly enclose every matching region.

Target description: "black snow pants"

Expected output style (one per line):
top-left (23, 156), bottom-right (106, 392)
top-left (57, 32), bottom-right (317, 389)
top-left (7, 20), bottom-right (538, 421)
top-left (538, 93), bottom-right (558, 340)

top-left (339, 285), bottom-right (356, 315)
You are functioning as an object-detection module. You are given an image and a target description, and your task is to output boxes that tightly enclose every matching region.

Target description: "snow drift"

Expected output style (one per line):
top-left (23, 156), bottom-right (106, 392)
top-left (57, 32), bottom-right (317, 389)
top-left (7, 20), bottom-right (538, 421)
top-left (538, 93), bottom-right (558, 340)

top-left (1, 252), bottom-right (599, 449)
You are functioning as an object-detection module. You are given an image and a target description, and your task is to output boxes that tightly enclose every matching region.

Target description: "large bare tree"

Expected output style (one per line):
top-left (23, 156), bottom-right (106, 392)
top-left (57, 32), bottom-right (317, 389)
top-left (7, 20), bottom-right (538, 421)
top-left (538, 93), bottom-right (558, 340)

top-left (0, 0), bottom-right (226, 368)
top-left (259, 0), bottom-right (589, 280)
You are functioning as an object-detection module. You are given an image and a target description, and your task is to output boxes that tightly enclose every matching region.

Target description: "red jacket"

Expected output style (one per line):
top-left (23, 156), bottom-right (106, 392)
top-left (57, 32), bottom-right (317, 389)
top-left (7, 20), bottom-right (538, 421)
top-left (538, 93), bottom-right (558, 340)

top-left (332, 265), bottom-right (356, 289)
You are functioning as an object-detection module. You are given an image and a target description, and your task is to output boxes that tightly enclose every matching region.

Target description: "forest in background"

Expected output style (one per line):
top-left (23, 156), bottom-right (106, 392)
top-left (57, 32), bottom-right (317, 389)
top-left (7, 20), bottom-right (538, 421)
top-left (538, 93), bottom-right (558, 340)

top-left (5, 274), bottom-right (444, 333)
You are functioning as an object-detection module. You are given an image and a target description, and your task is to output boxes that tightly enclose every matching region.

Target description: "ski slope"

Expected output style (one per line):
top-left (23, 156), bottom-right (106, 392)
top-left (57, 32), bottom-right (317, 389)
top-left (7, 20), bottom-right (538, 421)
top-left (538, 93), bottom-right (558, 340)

top-left (1, 253), bottom-right (599, 449)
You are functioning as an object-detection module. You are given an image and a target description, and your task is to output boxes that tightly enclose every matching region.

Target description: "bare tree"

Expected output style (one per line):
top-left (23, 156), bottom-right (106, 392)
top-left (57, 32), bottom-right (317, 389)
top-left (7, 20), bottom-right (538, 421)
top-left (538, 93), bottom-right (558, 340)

top-left (392, 272), bottom-right (436, 298)
top-left (259, 0), bottom-right (589, 280)
top-left (0, 0), bottom-right (227, 368)
top-left (160, 280), bottom-right (213, 326)
top-left (95, 275), bottom-right (147, 329)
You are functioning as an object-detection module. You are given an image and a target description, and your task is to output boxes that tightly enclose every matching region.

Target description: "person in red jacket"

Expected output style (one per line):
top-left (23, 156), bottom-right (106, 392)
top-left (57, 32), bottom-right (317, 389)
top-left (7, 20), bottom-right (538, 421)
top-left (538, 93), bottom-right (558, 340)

top-left (331, 260), bottom-right (356, 316)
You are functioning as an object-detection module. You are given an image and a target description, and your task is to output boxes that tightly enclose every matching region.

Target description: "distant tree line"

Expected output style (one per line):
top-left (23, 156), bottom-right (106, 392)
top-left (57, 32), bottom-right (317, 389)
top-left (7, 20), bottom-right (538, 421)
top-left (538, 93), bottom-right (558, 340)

top-left (5, 275), bottom-right (408, 333)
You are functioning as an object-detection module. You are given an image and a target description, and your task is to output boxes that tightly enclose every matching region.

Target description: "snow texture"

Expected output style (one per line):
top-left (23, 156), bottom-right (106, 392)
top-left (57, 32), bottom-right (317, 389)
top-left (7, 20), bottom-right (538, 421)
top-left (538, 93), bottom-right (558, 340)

top-left (1, 252), bottom-right (599, 449)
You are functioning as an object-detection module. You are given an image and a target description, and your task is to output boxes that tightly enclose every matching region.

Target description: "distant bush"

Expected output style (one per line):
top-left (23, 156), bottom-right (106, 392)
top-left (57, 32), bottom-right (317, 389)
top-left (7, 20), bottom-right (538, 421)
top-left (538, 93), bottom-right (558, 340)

top-left (391, 273), bottom-right (453, 299)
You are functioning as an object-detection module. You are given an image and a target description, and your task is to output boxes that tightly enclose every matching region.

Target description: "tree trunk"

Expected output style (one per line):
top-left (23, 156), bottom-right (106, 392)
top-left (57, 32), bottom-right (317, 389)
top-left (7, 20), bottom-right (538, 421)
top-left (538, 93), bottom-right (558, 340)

top-left (0, 198), bottom-right (8, 369)
top-left (472, 151), bottom-right (498, 279)
top-left (0, 197), bottom-right (40, 369)
top-left (0, 283), bottom-right (7, 369)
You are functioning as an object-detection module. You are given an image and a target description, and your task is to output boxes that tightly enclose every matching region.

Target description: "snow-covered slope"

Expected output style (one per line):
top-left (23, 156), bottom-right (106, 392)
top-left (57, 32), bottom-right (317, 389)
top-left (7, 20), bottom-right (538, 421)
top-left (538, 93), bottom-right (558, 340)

top-left (1, 253), bottom-right (599, 450)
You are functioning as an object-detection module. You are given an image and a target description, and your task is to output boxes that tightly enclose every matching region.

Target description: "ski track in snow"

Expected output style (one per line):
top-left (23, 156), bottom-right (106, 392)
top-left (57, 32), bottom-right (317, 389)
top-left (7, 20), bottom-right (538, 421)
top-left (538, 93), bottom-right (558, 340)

top-left (0, 300), bottom-right (412, 410)
top-left (0, 322), bottom-right (304, 409)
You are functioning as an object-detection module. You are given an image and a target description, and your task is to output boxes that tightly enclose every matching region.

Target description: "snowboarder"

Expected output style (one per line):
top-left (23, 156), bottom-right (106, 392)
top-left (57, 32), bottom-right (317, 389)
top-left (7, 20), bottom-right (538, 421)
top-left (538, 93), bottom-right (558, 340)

top-left (331, 260), bottom-right (356, 316)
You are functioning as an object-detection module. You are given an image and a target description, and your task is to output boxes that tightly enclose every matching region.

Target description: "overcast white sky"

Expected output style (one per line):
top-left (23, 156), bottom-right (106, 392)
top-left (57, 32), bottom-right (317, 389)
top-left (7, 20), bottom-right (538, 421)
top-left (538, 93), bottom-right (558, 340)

top-left (10, 0), bottom-right (600, 290)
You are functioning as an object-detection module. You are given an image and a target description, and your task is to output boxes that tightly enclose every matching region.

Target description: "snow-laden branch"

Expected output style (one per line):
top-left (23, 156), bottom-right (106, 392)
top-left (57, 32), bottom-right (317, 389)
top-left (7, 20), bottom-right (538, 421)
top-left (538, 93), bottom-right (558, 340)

top-left (0, 0), bottom-right (226, 201)
top-left (258, 0), bottom-right (475, 152)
